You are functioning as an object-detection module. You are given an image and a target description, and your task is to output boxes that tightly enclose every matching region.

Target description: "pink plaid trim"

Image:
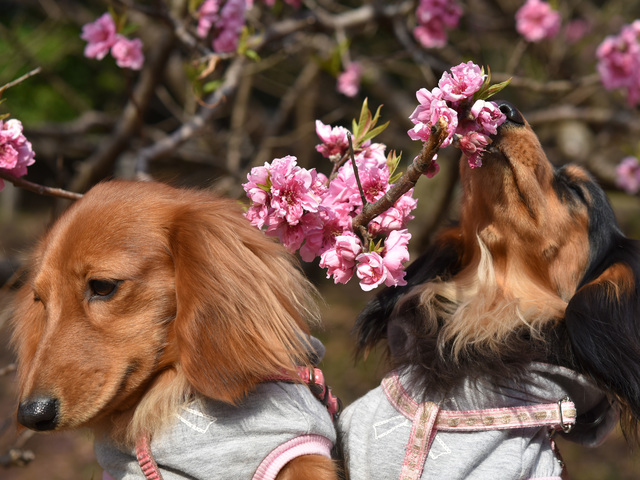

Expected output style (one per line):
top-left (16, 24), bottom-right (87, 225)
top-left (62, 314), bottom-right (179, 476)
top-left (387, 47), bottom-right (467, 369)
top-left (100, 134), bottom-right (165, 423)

top-left (382, 373), bottom-right (576, 432)
top-left (253, 434), bottom-right (333, 480)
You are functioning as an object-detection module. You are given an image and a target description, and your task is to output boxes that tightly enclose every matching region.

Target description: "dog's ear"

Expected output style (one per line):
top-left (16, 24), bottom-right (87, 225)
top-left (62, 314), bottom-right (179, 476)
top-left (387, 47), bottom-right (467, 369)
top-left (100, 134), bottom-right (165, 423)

top-left (169, 195), bottom-right (318, 404)
top-left (565, 235), bottom-right (640, 426)
top-left (354, 228), bottom-right (463, 358)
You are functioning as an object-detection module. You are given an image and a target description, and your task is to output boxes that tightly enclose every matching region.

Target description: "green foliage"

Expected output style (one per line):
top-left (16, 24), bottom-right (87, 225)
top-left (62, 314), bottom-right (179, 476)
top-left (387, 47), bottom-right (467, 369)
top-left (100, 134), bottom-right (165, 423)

top-left (473, 66), bottom-right (512, 102)
top-left (351, 98), bottom-right (389, 150)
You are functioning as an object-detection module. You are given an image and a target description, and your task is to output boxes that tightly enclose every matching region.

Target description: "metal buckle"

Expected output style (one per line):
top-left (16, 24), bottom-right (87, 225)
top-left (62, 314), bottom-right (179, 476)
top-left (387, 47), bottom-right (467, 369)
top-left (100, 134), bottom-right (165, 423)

top-left (558, 396), bottom-right (574, 434)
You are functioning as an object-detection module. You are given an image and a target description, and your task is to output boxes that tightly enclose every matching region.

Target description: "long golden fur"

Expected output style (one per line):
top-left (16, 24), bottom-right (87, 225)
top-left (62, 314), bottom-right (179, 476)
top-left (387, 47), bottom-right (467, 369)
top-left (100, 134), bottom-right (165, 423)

top-left (11, 180), bottom-right (338, 479)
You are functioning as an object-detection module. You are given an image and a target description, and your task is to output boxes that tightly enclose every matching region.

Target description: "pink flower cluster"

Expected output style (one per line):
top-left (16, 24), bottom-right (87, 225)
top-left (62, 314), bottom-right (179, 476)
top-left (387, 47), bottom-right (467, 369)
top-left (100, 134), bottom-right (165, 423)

top-left (408, 61), bottom-right (506, 169)
top-left (616, 156), bottom-right (640, 195)
top-left (197, 0), bottom-right (246, 53)
top-left (81, 13), bottom-right (144, 70)
top-left (0, 119), bottom-right (35, 191)
top-left (244, 125), bottom-right (417, 291)
top-left (515, 0), bottom-right (561, 43)
top-left (597, 21), bottom-right (640, 107)
top-left (413, 0), bottom-right (462, 49)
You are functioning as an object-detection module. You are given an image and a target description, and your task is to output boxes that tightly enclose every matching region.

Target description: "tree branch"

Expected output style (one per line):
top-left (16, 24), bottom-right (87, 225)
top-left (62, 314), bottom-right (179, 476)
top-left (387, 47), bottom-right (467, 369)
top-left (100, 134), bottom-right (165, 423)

top-left (0, 172), bottom-right (82, 201)
top-left (0, 67), bottom-right (42, 94)
top-left (0, 448), bottom-right (35, 469)
top-left (351, 118), bottom-right (449, 243)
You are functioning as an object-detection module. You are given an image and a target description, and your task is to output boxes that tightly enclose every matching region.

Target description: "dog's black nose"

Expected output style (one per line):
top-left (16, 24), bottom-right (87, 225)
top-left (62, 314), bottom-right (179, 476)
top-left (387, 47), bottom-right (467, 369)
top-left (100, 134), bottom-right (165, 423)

top-left (17, 396), bottom-right (59, 431)
top-left (494, 100), bottom-right (525, 126)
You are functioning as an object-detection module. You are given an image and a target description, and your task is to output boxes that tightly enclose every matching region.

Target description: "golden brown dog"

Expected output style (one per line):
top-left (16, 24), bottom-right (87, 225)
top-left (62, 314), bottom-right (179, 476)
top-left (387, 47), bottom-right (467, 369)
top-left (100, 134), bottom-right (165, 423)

top-left (339, 101), bottom-right (640, 479)
top-left (11, 181), bottom-right (338, 480)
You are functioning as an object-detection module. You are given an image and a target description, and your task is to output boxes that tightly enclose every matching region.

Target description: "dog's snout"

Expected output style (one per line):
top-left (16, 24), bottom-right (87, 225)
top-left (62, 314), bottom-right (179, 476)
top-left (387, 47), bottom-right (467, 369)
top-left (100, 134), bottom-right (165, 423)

top-left (17, 396), bottom-right (60, 431)
top-left (494, 100), bottom-right (525, 126)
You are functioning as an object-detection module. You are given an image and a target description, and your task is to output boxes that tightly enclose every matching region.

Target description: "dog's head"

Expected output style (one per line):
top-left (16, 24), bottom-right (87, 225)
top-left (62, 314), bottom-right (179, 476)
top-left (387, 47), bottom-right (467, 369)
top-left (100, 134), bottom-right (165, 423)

top-left (356, 101), bottom-right (640, 437)
top-left (11, 181), bottom-right (319, 441)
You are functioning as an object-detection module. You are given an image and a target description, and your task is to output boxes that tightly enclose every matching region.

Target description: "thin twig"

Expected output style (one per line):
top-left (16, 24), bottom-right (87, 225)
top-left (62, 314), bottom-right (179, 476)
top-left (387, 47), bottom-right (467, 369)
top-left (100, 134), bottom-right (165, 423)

top-left (0, 171), bottom-right (82, 201)
top-left (0, 363), bottom-right (16, 376)
top-left (0, 448), bottom-right (35, 468)
top-left (348, 133), bottom-right (367, 213)
top-left (351, 118), bottom-right (449, 243)
top-left (0, 67), bottom-right (42, 94)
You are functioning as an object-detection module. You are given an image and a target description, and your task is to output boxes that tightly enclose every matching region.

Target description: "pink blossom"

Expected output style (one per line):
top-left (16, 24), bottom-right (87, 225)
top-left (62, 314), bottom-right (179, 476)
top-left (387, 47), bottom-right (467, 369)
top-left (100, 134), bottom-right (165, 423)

top-left (0, 119), bottom-right (36, 191)
top-left (299, 204), bottom-right (352, 261)
top-left (111, 36), bottom-right (145, 70)
top-left (355, 251), bottom-right (387, 291)
top-left (438, 61), bottom-right (485, 104)
top-left (268, 156), bottom-right (320, 225)
top-left (408, 98), bottom-right (458, 147)
top-left (470, 100), bottom-right (506, 135)
top-left (394, 192), bottom-right (418, 222)
top-left (413, 23), bottom-right (447, 49)
top-left (358, 159), bottom-right (391, 205)
top-left (369, 208), bottom-right (403, 236)
top-left (413, 0), bottom-right (462, 48)
top-left (322, 166), bottom-right (359, 209)
top-left (243, 164), bottom-right (271, 206)
top-left (459, 131), bottom-right (491, 168)
top-left (338, 63), bottom-right (363, 98)
top-left (409, 88), bottom-right (444, 125)
top-left (212, 0), bottom-right (246, 53)
top-left (319, 233), bottom-right (363, 284)
top-left (565, 19), bottom-right (590, 45)
top-left (597, 21), bottom-right (640, 107)
top-left (368, 192), bottom-right (418, 235)
top-left (616, 156), bottom-right (640, 195)
top-left (315, 121), bottom-right (350, 159)
top-left (266, 220), bottom-right (306, 253)
top-left (197, 0), bottom-right (221, 38)
top-left (424, 157), bottom-right (440, 178)
top-left (382, 229), bottom-right (411, 287)
top-left (245, 203), bottom-right (270, 229)
top-left (515, 0), bottom-right (561, 43)
top-left (81, 13), bottom-right (117, 60)
top-left (359, 143), bottom-right (389, 169)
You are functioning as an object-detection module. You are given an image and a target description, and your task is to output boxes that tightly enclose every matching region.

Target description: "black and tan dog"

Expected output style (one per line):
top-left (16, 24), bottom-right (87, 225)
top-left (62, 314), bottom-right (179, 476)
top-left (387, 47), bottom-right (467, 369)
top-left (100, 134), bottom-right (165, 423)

top-left (338, 101), bottom-right (640, 479)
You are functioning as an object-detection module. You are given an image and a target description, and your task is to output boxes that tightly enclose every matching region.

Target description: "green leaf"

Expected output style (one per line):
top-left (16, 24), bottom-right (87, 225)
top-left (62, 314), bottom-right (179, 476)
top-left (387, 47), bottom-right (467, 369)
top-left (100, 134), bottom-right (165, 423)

top-left (244, 49), bottom-right (261, 62)
top-left (120, 22), bottom-right (139, 37)
top-left (0, 112), bottom-right (10, 122)
top-left (352, 118), bottom-right (359, 141)
top-left (357, 98), bottom-right (371, 134)
top-left (189, 0), bottom-right (206, 13)
top-left (203, 79), bottom-right (223, 93)
top-left (389, 170), bottom-right (404, 184)
top-left (386, 150), bottom-right (402, 176)
top-left (358, 121), bottom-right (389, 146)
top-left (480, 78), bottom-right (512, 99)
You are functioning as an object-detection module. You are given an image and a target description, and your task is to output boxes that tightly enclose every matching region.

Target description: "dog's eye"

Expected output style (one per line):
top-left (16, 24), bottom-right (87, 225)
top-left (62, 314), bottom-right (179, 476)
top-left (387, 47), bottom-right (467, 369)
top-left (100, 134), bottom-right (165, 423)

top-left (88, 279), bottom-right (120, 299)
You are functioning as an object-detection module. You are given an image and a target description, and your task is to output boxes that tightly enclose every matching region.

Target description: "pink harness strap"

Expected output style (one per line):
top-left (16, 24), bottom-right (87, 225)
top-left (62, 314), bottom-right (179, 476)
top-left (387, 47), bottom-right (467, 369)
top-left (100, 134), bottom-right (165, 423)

top-left (268, 366), bottom-right (341, 420)
top-left (136, 434), bottom-right (164, 480)
top-left (382, 372), bottom-right (577, 480)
